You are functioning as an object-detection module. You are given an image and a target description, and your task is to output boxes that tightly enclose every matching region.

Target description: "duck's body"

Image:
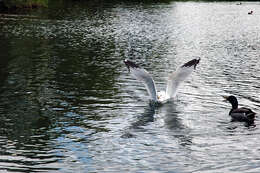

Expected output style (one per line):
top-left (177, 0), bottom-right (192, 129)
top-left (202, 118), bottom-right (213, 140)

top-left (229, 107), bottom-right (255, 124)
top-left (224, 95), bottom-right (256, 124)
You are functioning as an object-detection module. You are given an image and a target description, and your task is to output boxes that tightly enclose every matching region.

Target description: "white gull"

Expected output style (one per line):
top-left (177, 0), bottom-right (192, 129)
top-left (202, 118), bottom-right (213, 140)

top-left (124, 58), bottom-right (200, 104)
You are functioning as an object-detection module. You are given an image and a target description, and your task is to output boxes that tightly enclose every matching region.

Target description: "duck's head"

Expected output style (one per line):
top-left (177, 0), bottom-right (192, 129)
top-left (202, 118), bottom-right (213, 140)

top-left (223, 95), bottom-right (238, 109)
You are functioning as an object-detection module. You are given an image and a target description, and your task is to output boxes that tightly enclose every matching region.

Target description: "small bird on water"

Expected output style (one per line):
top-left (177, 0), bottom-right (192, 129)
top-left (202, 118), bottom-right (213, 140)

top-left (223, 95), bottom-right (256, 124)
top-left (248, 10), bottom-right (253, 15)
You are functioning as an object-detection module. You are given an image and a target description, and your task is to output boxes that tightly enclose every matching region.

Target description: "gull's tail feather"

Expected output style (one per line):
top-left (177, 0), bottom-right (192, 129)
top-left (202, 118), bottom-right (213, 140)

top-left (124, 59), bottom-right (158, 101)
top-left (166, 58), bottom-right (200, 99)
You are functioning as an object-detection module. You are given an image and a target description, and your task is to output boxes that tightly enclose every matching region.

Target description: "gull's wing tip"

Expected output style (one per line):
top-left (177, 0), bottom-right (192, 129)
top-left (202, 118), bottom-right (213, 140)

top-left (124, 59), bottom-right (139, 69)
top-left (181, 58), bottom-right (201, 69)
top-left (124, 59), bottom-right (158, 101)
top-left (166, 58), bottom-right (200, 98)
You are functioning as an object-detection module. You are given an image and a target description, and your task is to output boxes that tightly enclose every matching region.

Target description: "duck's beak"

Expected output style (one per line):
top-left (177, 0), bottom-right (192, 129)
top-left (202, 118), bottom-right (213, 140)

top-left (222, 95), bottom-right (228, 102)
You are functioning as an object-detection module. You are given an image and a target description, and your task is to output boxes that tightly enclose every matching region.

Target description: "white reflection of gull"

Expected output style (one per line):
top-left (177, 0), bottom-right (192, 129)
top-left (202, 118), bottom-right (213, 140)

top-left (124, 58), bottom-right (200, 104)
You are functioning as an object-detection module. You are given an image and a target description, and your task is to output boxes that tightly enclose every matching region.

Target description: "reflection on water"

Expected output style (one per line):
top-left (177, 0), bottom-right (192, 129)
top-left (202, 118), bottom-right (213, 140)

top-left (1, 1), bottom-right (260, 172)
top-left (162, 101), bottom-right (193, 146)
top-left (122, 104), bottom-right (155, 138)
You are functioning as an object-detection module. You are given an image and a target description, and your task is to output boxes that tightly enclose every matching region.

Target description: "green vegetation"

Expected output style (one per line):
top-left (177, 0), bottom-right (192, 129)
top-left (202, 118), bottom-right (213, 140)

top-left (2, 0), bottom-right (48, 9)
top-left (1, 0), bottom-right (257, 10)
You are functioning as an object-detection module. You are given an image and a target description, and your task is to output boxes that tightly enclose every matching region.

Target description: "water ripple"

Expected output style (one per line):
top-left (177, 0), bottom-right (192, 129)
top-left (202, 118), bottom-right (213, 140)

top-left (1, 1), bottom-right (260, 173)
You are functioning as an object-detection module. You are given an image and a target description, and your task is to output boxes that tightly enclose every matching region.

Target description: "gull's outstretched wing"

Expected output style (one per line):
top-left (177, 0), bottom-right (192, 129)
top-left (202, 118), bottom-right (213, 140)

top-left (166, 58), bottom-right (200, 99)
top-left (124, 59), bottom-right (158, 101)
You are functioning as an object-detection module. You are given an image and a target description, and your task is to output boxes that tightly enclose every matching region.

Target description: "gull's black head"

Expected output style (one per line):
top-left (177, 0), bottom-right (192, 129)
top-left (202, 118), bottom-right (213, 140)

top-left (182, 58), bottom-right (200, 69)
top-left (223, 95), bottom-right (238, 109)
top-left (124, 59), bottom-right (139, 72)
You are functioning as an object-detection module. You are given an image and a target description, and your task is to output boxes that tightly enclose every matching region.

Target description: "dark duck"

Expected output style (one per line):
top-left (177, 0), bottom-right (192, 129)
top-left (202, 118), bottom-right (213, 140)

top-left (224, 95), bottom-right (256, 124)
top-left (248, 10), bottom-right (253, 15)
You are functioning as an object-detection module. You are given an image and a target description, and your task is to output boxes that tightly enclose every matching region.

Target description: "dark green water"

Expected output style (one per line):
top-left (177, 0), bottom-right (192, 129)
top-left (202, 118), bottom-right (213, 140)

top-left (0, 1), bottom-right (260, 172)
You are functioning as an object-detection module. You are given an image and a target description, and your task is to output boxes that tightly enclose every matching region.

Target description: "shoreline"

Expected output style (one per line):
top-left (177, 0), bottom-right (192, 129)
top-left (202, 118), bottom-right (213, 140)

top-left (0, 0), bottom-right (47, 11)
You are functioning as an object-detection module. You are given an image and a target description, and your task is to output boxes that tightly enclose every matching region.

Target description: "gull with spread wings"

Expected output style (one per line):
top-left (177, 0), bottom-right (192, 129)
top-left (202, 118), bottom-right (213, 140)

top-left (124, 58), bottom-right (200, 103)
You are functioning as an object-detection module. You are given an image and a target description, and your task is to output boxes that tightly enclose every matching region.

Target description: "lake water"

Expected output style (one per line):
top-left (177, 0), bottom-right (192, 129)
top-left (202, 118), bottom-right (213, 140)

top-left (1, 1), bottom-right (260, 172)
